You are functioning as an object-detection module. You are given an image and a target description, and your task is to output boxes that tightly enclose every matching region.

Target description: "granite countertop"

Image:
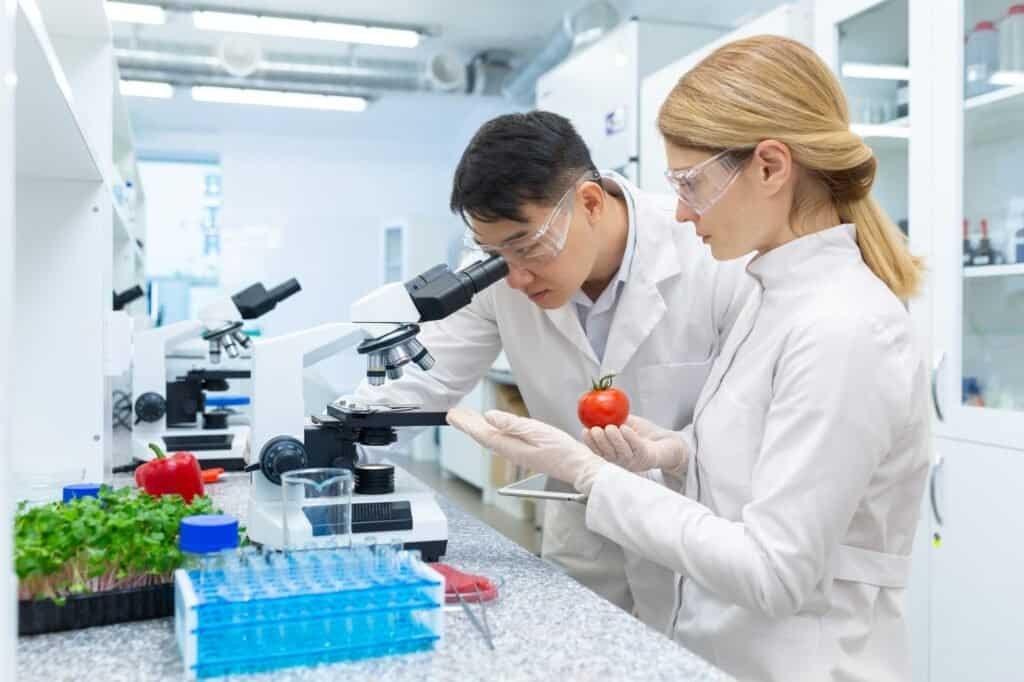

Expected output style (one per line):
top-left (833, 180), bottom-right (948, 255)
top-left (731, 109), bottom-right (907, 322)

top-left (17, 472), bottom-right (731, 682)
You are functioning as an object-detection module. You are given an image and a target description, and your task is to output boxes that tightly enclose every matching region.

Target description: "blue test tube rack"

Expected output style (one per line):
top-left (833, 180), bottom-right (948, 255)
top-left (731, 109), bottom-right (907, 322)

top-left (174, 545), bottom-right (445, 679)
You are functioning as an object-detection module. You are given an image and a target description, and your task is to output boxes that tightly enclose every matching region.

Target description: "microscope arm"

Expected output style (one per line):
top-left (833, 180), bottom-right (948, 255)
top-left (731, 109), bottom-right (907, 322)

top-left (251, 322), bottom-right (390, 457)
top-left (133, 320), bottom-right (206, 400)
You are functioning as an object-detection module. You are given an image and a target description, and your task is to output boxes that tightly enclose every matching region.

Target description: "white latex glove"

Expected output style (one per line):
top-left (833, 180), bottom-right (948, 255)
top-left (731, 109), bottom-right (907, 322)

top-left (582, 415), bottom-right (689, 479)
top-left (447, 407), bottom-right (607, 495)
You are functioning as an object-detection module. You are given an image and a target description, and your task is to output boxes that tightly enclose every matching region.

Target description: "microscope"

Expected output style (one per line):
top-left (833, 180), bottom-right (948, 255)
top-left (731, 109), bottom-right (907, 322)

top-left (131, 279), bottom-right (301, 468)
top-left (245, 255), bottom-right (508, 560)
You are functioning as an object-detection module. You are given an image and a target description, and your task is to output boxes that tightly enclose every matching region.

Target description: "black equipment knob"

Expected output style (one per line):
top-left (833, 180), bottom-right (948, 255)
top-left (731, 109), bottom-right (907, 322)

top-left (354, 463), bottom-right (395, 495)
top-left (134, 392), bottom-right (166, 423)
top-left (259, 436), bottom-right (308, 485)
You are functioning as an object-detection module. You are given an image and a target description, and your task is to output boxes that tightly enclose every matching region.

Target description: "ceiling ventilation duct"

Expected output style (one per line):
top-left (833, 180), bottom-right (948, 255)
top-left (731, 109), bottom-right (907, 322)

top-left (501, 0), bottom-right (620, 105)
top-left (217, 36), bottom-right (263, 78)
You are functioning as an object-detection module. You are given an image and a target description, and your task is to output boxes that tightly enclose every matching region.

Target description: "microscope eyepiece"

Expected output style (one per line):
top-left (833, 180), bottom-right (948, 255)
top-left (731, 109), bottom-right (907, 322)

top-left (405, 254), bottom-right (508, 323)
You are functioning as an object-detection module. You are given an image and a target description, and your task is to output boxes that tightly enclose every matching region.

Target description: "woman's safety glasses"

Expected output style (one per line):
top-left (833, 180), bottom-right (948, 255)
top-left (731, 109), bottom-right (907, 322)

top-left (464, 170), bottom-right (601, 265)
top-left (664, 148), bottom-right (752, 216)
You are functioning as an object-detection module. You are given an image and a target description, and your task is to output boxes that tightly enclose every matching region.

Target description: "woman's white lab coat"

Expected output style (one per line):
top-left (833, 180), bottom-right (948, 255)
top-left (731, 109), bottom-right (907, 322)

top-left (585, 224), bottom-right (930, 681)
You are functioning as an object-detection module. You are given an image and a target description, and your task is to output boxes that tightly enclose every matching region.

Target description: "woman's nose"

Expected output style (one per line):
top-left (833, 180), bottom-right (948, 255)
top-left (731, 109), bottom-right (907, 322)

top-left (675, 199), bottom-right (699, 225)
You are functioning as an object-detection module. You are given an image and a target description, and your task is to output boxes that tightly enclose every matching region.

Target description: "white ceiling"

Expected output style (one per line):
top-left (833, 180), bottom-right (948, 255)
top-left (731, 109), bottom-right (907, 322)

top-left (113, 1), bottom-right (787, 61)
top-left (122, 1), bottom-right (791, 140)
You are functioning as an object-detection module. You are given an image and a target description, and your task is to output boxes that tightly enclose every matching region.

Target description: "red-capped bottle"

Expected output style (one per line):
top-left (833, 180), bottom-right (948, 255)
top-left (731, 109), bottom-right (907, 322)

top-left (971, 218), bottom-right (994, 266)
top-left (963, 219), bottom-right (974, 267)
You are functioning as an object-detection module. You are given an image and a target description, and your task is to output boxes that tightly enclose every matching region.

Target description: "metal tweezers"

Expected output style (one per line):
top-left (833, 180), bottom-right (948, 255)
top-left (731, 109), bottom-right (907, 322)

top-left (454, 585), bottom-right (495, 650)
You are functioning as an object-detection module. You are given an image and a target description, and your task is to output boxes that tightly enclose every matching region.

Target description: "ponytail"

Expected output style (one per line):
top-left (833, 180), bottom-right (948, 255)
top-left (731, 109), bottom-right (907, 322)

top-left (841, 195), bottom-right (923, 299)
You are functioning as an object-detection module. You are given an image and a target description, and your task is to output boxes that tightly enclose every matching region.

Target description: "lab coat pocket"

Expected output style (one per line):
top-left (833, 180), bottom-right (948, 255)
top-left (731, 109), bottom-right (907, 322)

top-left (634, 360), bottom-right (715, 428)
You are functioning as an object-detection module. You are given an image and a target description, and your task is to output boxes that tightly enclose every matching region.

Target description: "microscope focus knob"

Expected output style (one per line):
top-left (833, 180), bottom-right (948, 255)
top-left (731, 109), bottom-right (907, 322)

top-left (134, 392), bottom-right (166, 423)
top-left (259, 436), bottom-right (308, 485)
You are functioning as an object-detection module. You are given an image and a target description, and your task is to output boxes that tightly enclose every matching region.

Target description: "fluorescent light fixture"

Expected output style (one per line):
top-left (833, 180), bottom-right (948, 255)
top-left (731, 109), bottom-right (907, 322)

top-left (841, 62), bottom-right (910, 81)
top-left (105, 1), bottom-right (166, 25)
top-left (851, 123), bottom-right (911, 139)
top-left (191, 86), bottom-right (368, 112)
top-left (989, 70), bottom-right (1024, 86)
top-left (120, 79), bottom-right (173, 98)
top-left (192, 10), bottom-right (420, 48)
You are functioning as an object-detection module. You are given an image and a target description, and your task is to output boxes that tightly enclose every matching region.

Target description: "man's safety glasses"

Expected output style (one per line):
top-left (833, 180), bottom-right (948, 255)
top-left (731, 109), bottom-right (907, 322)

top-left (464, 170), bottom-right (601, 265)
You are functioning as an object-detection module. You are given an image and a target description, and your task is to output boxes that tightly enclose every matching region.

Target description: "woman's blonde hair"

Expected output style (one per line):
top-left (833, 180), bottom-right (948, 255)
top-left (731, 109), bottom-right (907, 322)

top-left (658, 35), bottom-right (923, 299)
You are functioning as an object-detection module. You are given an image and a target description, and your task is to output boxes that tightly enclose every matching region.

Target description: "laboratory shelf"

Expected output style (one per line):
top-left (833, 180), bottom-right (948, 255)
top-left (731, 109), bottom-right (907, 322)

top-left (964, 81), bottom-right (1024, 142)
top-left (852, 81), bottom-right (1024, 148)
top-left (963, 263), bottom-right (1024, 278)
top-left (852, 122), bottom-right (910, 153)
top-left (14, 0), bottom-right (102, 182)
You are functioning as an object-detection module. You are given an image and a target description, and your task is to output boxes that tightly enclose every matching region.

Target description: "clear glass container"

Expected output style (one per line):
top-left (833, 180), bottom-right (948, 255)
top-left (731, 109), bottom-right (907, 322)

top-left (280, 468), bottom-right (354, 551)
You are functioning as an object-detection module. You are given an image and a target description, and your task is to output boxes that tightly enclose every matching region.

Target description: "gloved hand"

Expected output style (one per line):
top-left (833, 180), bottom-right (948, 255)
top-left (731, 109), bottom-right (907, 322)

top-left (582, 415), bottom-right (689, 478)
top-left (447, 407), bottom-right (607, 495)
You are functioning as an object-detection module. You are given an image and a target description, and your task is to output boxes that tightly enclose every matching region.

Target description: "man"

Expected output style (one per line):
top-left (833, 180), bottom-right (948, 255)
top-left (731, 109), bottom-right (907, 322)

top-left (354, 110), bottom-right (752, 631)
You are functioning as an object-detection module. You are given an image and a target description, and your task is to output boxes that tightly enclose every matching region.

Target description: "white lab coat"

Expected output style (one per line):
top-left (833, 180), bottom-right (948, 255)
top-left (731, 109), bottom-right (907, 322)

top-left (585, 224), bottom-right (930, 681)
top-left (354, 172), bottom-right (753, 631)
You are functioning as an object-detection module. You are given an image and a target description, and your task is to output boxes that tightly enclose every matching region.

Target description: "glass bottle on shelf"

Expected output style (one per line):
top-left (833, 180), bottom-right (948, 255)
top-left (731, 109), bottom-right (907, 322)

top-left (963, 218), bottom-right (974, 266)
top-left (969, 218), bottom-right (1005, 266)
top-left (965, 20), bottom-right (999, 97)
top-left (896, 77), bottom-right (909, 118)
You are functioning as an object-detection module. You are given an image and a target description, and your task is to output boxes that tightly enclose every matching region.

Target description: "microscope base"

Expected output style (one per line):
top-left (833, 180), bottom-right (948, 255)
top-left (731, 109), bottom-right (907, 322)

top-left (246, 466), bottom-right (448, 561)
top-left (132, 425), bottom-right (251, 470)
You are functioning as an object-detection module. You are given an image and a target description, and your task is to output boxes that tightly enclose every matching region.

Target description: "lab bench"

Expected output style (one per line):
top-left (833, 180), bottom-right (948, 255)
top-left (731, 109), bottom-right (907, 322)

top-left (16, 472), bottom-right (731, 682)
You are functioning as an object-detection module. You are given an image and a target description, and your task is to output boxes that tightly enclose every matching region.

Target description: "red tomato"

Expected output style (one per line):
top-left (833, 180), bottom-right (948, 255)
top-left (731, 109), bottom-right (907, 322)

top-left (578, 374), bottom-right (630, 428)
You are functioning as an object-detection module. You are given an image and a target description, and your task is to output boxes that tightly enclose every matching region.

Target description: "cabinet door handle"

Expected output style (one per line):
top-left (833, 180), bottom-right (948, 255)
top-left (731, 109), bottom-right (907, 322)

top-left (929, 455), bottom-right (945, 527)
top-left (931, 352), bottom-right (946, 423)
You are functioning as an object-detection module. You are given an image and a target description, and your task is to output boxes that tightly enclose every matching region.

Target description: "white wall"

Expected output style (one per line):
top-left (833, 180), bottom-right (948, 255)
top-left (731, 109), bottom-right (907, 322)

top-left (132, 94), bottom-right (517, 395)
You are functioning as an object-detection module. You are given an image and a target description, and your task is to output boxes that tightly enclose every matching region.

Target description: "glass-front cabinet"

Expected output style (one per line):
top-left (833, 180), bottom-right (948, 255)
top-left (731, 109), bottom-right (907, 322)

top-left (817, 0), bottom-right (911, 237)
top-left (930, 0), bottom-right (1024, 449)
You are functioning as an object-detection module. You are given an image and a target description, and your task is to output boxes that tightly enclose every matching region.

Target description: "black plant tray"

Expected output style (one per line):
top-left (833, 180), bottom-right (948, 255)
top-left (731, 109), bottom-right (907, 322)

top-left (18, 582), bottom-right (174, 636)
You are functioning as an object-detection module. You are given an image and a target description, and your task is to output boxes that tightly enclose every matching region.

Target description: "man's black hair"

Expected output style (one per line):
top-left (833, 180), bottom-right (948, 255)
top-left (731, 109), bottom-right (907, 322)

top-left (450, 110), bottom-right (598, 226)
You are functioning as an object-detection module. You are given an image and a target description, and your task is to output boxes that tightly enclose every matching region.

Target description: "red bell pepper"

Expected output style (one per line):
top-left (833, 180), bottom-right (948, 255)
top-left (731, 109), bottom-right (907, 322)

top-left (136, 443), bottom-right (205, 503)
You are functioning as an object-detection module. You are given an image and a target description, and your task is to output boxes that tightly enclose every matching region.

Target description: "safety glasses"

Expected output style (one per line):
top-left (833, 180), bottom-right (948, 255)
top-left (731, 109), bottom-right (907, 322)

top-left (664, 148), bottom-right (751, 216)
top-left (464, 170), bottom-right (601, 265)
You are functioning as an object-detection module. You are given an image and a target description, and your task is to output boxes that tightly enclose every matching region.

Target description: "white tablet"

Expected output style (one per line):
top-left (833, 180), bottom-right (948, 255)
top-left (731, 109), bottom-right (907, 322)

top-left (498, 473), bottom-right (587, 504)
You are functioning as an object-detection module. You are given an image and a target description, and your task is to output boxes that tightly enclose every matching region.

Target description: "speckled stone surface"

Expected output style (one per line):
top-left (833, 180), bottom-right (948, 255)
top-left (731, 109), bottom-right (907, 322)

top-left (17, 471), bottom-right (732, 682)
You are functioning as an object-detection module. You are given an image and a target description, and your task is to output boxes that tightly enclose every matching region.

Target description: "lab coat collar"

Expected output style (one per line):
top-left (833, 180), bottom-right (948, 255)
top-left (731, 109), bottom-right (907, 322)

top-left (745, 223), bottom-right (859, 291)
top-left (600, 172), bottom-right (677, 375)
top-left (543, 171), bottom-right (680, 372)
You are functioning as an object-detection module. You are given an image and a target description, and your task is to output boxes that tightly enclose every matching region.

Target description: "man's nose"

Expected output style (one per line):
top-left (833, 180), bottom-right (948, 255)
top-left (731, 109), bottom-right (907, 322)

top-left (505, 262), bottom-right (534, 290)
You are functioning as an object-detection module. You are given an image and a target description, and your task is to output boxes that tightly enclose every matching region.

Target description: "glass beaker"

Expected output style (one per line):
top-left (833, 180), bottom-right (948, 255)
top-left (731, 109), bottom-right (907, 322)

top-left (280, 468), bottom-right (354, 551)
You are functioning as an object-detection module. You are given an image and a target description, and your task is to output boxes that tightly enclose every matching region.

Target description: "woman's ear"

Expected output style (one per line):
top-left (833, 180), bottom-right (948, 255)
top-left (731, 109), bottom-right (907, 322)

top-left (752, 140), bottom-right (792, 196)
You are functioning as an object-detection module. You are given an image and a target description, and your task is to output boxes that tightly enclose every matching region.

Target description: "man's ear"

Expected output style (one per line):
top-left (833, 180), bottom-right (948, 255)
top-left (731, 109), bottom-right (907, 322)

top-left (579, 181), bottom-right (605, 223)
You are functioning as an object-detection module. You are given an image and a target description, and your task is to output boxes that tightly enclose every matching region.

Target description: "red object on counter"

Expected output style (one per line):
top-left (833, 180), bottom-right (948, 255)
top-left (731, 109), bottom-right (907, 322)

top-left (135, 443), bottom-right (205, 503)
top-left (432, 563), bottom-right (498, 603)
top-left (201, 468), bottom-right (225, 484)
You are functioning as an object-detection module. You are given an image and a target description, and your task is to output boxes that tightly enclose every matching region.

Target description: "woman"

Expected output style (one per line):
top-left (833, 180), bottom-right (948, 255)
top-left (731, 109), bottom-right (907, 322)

top-left (448, 35), bottom-right (929, 681)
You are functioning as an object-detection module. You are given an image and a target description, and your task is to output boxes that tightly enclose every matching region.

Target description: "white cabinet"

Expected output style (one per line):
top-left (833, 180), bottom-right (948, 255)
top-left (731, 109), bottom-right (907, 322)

top-left (928, 438), bottom-right (1024, 682)
top-left (537, 19), bottom-right (721, 182)
top-left (925, 0), bottom-right (1024, 449)
top-left (824, 0), bottom-right (1024, 679)
top-left (439, 382), bottom-right (491, 493)
top-left (0, 0), bottom-right (14, 672)
top-left (9, 0), bottom-right (142, 488)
